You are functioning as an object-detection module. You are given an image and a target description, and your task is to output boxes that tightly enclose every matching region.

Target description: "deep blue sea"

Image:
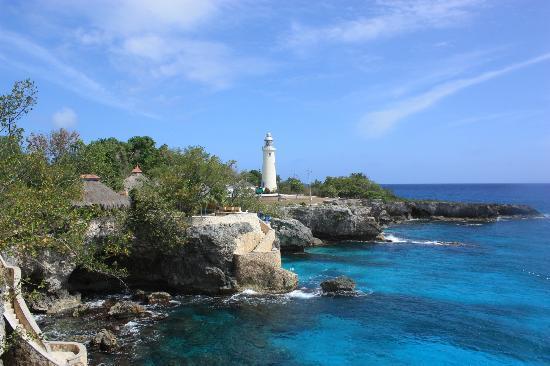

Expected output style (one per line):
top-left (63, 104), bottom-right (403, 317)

top-left (132, 184), bottom-right (550, 365)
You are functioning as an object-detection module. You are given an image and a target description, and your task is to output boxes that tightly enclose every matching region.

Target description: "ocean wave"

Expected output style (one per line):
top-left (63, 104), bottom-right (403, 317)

top-left (384, 234), bottom-right (406, 243)
top-left (122, 321), bottom-right (140, 335)
top-left (522, 269), bottom-right (550, 280)
top-left (86, 299), bottom-right (105, 308)
top-left (285, 289), bottom-right (320, 299)
top-left (382, 232), bottom-right (462, 246)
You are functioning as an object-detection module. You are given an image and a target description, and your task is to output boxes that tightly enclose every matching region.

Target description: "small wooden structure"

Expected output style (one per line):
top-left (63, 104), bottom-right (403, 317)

top-left (215, 206), bottom-right (243, 215)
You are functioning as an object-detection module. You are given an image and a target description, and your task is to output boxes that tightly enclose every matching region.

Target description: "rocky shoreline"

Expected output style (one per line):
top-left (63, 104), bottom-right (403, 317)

top-left (1, 197), bottom-right (540, 364)
top-left (275, 199), bottom-right (540, 251)
top-left (5, 199), bottom-right (539, 312)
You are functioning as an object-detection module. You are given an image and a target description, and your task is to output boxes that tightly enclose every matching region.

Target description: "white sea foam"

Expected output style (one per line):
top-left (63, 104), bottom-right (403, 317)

top-left (384, 234), bottom-right (406, 243)
top-left (123, 321), bottom-right (140, 334)
top-left (86, 299), bottom-right (105, 308)
top-left (285, 289), bottom-right (319, 299)
top-left (410, 239), bottom-right (461, 246)
top-left (241, 289), bottom-right (259, 295)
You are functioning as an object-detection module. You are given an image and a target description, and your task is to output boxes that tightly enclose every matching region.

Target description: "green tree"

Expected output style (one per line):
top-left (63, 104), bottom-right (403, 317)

top-left (0, 79), bottom-right (37, 137)
top-left (127, 136), bottom-right (159, 172)
top-left (151, 146), bottom-right (236, 215)
top-left (319, 173), bottom-right (396, 200)
top-left (241, 169), bottom-right (262, 187)
top-left (278, 177), bottom-right (305, 194)
top-left (77, 138), bottom-right (130, 191)
top-left (27, 128), bottom-right (83, 164)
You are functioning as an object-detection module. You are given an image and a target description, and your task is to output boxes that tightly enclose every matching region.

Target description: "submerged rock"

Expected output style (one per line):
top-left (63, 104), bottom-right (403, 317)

top-left (321, 276), bottom-right (356, 295)
top-left (28, 290), bottom-right (82, 314)
top-left (146, 291), bottom-right (172, 305)
top-left (234, 252), bottom-right (298, 293)
top-left (132, 289), bottom-right (148, 303)
top-left (107, 301), bottom-right (146, 319)
top-left (92, 329), bottom-right (118, 352)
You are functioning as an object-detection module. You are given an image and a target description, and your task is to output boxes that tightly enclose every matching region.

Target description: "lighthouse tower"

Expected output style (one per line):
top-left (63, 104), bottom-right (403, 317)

top-left (262, 132), bottom-right (277, 192)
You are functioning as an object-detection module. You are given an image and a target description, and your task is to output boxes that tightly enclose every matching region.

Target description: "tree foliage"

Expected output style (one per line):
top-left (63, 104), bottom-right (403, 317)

top-left (319, 173), bottom-right (396, 200)
top-left (0, 79), bottom-right (36, 136)
top-left (241, 169), bottom-right (262, 187)
top-left (150, 146), bottom-right (236, 214)
top-left (278, 177), bottom-right (305, 194)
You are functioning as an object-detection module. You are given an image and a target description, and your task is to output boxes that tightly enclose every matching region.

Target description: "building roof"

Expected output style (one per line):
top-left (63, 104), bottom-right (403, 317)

top-left (124, 173), bottom-right (148, 193)
top-left (80, 174), bottom-right (100, 181)
top-left (131, 165), bottom-right (142, 174)
top-left (75, 177), bottom-right (130, 209)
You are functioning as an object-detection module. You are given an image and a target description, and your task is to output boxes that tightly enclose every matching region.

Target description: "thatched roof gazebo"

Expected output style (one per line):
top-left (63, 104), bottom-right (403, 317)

top-left (75, 174), bottom-right (130, 209)
top-left (123, 165), bottom-right (149, 195)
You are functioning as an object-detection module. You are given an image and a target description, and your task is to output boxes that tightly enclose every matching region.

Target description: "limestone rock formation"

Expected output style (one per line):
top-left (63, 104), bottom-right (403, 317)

top-left (271, 217), bottom-right (317, 252)
top-left (146, 292), bottom-right (172, 305)
top-left (281, 199), bottom-right (539, 243)
top-left (282, 204), bottom-right (382, 241)
top-left (28, 290), bottom-right (82, 314)
top-left (91, 329), bottom-right (118, 352)
top-left (122, 213), bottom-right (298, 295)
top-left (321, 276), bottom-right (356, 295)
top-left (107, 301), bottom-right (146, 319)
top-left (233, 251), bottom-right (297, 293)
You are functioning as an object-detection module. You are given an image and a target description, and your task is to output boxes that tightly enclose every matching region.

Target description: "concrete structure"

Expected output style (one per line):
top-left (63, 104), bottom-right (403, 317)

top-left (0, 255), bottom-right (87, 366)
top-left (187, 213), bottom-right (297, 293)
top-left (261, 132), bottom-right (277, 192)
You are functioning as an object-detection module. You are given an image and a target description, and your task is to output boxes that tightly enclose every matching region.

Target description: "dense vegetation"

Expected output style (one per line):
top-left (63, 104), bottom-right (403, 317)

top-left (241, 171), bottom-right (397, 201)
top-left (1, 79), bottom-right (396, 280)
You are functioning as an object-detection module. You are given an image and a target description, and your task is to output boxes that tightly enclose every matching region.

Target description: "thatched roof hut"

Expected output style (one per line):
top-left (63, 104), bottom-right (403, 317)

top-left (75, 174), bottom-right (130, 209)
top-left (123, 165), bottom-right (149, 195)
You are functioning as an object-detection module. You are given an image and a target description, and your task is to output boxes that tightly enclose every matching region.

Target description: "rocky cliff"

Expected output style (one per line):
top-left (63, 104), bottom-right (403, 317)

top-left (270, 218), bottom-right (320, 253)
top-left (282, 199), bottom-right (539, 242)
top-left (85, 213), bottom-right (298, 295)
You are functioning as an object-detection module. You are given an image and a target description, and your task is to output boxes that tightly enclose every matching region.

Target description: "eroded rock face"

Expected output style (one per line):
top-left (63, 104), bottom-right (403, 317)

top-left (120, 214), bottom-right (298, 295)
top-left (282, 205), bottom-right (382, 241)
top-left (321, 276), bottom-right (356, 295)
top-left (234, 252), bottom-right (298, 293)
top-left (146, 292), bottom-right (172, 305)
top-left (281, 199), bottom-right (539, 243)
top-left (107, 301), bottom-right (146, 319)
top-left (92, 329), bottom-right (118, 352)
top-left (27, 290), bottom-right (81, 314)
top-left (271, 217), bottom-right (316, 252)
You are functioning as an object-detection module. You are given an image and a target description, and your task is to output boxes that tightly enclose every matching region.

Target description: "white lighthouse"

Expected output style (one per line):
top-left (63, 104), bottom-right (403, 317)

top-left (261, 132), bottom-right (277, 192)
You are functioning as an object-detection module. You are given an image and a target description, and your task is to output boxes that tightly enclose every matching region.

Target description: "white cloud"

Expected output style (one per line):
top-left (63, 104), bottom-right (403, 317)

top-left (359, 52), bottom-right (550, 138)
top-left (285, 0), bottom-right (485, 49)
top-left (119, 35), bottom-right (274, 89)
top-left (0, 29), bottom-right (158, 118)
top-left (36, 0), bottom-right (270, 89)
top-left (42, 0), bottom-right (224, 37)
top-left (52, 107), bottom-right (77, 128)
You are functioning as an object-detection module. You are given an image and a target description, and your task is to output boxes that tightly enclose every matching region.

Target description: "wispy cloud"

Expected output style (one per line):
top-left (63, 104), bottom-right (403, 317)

top-left (119, 35), bottom-right (274, 89)
top-left (447, 110), bottom-right (545, 127)
top-left (359, 52), bottom-right (550, 138)
top-left (0, 29), bottom-right (157, 117)
top-left (41, 0), bottom-right (225, 36)
top-left (285, 0), bottom-right (485, 49)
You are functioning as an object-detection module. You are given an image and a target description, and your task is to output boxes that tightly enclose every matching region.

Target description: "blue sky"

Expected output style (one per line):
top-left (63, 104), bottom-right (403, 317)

top-left (1, 0), bottom-right (549, 183)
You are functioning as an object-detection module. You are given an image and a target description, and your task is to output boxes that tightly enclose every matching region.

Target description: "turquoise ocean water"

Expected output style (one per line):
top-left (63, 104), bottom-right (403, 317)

top-left (132, 184), bottom-right (549, 365)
